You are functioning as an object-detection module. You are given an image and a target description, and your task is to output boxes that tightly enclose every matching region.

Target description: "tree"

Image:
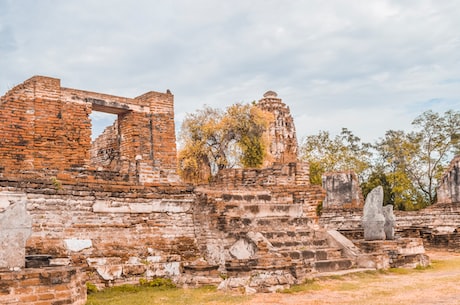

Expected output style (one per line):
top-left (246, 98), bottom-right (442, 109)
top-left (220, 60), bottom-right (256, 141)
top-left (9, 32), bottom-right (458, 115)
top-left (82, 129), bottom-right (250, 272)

top-left (407, 110), bottom-right (460, 205)
top-left (366, 130), bottom-right (422, 210)
top-left (177, 103), bottom-right (271, 183)
top-left (369, 110), bottom-right (460, 209)
top-left (299, 128), bottom-right (372, 185)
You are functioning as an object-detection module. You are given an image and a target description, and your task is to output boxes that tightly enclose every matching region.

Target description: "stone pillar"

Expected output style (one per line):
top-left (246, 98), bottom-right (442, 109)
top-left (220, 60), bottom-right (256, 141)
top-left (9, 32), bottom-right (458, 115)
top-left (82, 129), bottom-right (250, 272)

top-left (383, 205), bottom-right (395, 240)
top-left (0, 192), bottom-right (32, 270)
top-left (362, 186), bottom-right (386, 241)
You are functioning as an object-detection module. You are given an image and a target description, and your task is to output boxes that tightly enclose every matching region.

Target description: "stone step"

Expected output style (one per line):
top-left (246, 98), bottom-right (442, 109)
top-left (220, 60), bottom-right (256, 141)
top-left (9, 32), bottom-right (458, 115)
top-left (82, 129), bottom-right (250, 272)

top-left (219, 216), bottom-right (312, 232)
top-left (270, 238), bottom-right (329, 249)
top-left (271, 240), bottom-right (312, 248)
top-left (314, 258), bottom-right (354, 273)
top-left (312, 267), bottom-right (376, 278)
top-left (262, 230), bottom-right (316, 243)
top-left (280, 247), bottom-right (343, 261)
top-left (254, 217), bottom-right (312, 228)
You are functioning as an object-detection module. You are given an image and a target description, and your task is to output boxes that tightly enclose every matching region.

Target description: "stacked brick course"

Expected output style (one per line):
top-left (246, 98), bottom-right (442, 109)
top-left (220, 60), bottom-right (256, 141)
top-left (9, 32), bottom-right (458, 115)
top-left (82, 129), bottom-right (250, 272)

top-left (0, 267), bottom-right (86, 305)
top-left (0, 75), bottom-right (177, 184)
top-left (0, 76), bottom-right (91, 177)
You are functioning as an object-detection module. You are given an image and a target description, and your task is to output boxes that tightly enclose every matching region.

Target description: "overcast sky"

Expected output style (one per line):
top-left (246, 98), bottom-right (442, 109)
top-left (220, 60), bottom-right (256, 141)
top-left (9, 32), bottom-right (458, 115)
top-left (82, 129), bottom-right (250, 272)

top-left (1, 0), bottom-right (459, 143)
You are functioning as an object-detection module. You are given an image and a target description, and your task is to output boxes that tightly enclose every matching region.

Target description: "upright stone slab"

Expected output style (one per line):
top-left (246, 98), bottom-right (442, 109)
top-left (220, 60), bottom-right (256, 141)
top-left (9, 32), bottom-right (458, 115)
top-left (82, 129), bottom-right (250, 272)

top-left (382, 205), bottom-right (395, 240)
top-left (322, 171), bottom-right (364, 209)
top-left (0, 192), bottom-right (32, 270)
top-left (362, 186), bottom-right (386, 241)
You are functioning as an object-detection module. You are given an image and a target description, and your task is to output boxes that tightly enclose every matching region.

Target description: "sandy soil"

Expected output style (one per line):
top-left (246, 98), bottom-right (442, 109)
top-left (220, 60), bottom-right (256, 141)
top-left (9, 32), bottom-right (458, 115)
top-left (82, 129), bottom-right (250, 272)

top-left (244, 251), bottom-right (460, 305)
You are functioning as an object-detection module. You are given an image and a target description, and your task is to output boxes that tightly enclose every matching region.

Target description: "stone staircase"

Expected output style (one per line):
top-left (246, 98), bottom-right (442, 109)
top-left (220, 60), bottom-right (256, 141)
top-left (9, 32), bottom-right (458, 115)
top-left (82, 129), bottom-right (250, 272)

top-left (263, 228), bottom-right (355, 278)
top-left (194, 189), bottom-right (363, 292)
top-left (222, 215), bottom-right (358, 285)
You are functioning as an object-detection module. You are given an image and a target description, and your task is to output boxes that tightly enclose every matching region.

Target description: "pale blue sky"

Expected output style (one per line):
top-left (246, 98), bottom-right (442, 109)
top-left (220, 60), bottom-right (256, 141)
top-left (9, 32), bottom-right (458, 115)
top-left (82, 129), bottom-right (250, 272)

top-left (1, 0), bottom-right (460, 142)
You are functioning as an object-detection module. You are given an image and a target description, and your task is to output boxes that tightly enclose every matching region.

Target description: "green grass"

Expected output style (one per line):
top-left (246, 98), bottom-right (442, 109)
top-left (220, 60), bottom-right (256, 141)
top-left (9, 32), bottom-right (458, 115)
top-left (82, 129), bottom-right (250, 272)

top-left (281, 279), bottom-right (322, 293)
top-left (431, 257), bottom-right (460, 270)
top-left (86, 285), bottom-right (251, 305)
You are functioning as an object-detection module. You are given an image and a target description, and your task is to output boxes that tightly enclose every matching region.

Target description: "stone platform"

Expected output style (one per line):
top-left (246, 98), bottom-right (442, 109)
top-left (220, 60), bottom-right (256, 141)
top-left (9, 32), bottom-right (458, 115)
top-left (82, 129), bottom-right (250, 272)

top-left (355, 237), bottom-right (430, 269)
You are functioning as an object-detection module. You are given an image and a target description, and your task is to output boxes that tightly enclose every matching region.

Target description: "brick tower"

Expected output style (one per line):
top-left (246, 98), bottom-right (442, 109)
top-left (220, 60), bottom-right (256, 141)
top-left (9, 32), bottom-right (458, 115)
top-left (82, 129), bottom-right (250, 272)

top-left (257, 91), bottom-right (298, 166)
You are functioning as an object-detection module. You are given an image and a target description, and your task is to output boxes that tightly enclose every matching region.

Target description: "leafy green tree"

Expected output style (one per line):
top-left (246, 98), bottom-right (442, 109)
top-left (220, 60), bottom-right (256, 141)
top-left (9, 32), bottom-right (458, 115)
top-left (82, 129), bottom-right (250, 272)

top-left (367, 130), bottom-right (422, 210)
top-left (178, 103), bottom-right (270, 183)
top-left (299, 128), bottom-right (372, 185)
top-left (407, 110), bottom-right (460, 204)
top-left (369, 110), bottom-right (460, 209)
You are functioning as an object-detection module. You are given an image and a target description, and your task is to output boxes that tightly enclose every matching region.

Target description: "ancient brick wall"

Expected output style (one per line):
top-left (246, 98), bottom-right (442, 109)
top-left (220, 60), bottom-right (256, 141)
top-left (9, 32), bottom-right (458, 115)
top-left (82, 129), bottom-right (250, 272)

top-left (320, 203), bottom-right (460, 250)
top-left (0, 180), bottom-right (198, 287)
top-left (212, 162), bottom-right (310, 188)
top-left (0, 76), bottom-right (91, 178)
top-left (256, 91), bottom-right (298, 166)
top-left (0, 158), bottom-right (326, 288)
top-left (319, 157), bottom-right (460, 249)
top-left (0, 267), bottom-right (86, 305)
top-left (0, 76), bottom-right (178, 184)
top-left (437, 155), bottom-right (460, 204)
top-left (90, 122), bottom-right (119, 170)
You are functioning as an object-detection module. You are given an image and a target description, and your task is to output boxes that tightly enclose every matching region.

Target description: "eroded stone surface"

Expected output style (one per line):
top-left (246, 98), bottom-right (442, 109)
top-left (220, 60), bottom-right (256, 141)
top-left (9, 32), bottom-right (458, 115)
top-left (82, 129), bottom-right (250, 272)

top-left (64, 239), bottom-right (92, 252)
top-left (229, 239), bottom-right (256, 260)
top-left (383, 205), bottom-right (395, 240)
top-left (322, 171), bottom-right (364, 209)
top-left (362, 186), bottom-right (386, 241)
top-left (0, 192), bottom-right (32, 269)
top-left (96, 265), bottom-right (123, 281)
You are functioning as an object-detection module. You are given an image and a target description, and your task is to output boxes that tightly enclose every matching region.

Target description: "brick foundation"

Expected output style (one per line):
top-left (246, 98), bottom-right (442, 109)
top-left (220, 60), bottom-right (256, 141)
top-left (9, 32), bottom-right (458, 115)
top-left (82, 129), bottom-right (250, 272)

top-left (0, 267), bottom-right (86, 305)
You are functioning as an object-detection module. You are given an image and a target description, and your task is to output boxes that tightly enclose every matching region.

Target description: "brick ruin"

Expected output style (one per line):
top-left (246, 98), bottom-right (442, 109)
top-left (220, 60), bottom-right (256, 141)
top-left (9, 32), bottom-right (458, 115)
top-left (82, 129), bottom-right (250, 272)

top-left (0, 75), bottom-right (178, 185)
top-left (437, 155), bottom-right (460, 204)
top-left (0, 76), bottom-right (457, 302)
top-left (257, 91), bottom-right (298, 166)
top-left (320, 156), bottom-right (460, 251)
top-left (322, 171), bottom-right (364, 209)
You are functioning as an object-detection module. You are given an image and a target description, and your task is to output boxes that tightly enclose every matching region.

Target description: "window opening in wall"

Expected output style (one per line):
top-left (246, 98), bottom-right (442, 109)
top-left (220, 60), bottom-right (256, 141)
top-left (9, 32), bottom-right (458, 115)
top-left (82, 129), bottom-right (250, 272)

top-left (89, 111), bottom-right (120, 171)
top-left (90, 112), bottom-right (118, 140)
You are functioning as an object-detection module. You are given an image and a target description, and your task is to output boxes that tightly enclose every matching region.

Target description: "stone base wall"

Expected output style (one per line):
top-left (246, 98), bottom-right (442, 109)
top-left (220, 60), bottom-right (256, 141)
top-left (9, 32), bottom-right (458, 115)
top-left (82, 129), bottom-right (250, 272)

top-left (0, 179), bottom-right (198, 287)
top-left (320, 204), bottom-right (460, 250)
top-left (0, 267), bottom-right (86, 305)
top-left (0, 162), bottom-right (328, 291)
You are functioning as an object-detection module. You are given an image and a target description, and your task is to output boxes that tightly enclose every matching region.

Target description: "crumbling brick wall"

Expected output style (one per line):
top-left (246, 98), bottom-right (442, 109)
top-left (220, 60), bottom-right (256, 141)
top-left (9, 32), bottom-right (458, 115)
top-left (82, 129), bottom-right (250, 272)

top-left (0, 76), bottom-right (91, 177)
top-left (212, 162), bottom-right (310, 188)
top-left (0, 180), bottom-right (199, 287)
top-left (0, 76), bottom-right (178, 184)
top-left (0, 267), bottom-right (86, 305)
top-left (90, 122), bottom-right (119, 170)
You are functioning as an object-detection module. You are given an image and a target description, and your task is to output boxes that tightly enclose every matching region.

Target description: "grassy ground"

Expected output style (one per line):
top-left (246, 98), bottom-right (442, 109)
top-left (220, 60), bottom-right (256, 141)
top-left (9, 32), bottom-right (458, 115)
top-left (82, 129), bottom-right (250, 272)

top-left (86, 252), bottom-right (460, 305)
top-left (86, 285), bottom-right (251, 305)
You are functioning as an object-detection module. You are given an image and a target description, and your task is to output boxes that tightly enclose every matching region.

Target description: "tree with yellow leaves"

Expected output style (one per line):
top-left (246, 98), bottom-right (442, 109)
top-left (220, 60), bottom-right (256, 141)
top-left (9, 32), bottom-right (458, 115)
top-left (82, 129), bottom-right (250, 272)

top-left (177, 103), bottom-right (271, 184)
